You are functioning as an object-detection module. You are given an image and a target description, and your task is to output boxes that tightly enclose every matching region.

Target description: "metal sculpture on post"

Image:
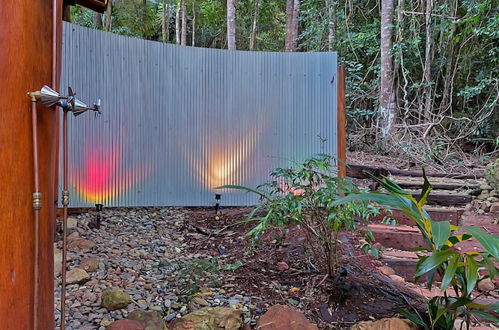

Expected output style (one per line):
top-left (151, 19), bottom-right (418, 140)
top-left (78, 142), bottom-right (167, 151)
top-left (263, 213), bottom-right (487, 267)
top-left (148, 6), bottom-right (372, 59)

top-left (27, 85), bottom-right (101, 330)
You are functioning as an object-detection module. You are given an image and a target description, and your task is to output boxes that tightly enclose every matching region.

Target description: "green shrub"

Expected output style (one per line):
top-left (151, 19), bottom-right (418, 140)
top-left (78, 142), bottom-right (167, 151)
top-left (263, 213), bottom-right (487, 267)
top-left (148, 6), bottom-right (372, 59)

top-left (218, 154), bottom-right (381, 277)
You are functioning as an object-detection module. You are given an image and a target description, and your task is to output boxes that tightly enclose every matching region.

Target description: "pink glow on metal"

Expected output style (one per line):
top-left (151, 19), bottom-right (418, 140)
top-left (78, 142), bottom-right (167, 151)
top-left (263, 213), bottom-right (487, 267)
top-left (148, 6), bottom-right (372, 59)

top-left (71, 145), bottom-right (149, 204)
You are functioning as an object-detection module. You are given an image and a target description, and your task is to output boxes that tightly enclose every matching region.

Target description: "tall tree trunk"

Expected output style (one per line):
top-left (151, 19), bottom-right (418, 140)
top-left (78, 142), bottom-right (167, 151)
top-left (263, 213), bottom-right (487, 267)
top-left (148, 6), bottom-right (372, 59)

top-left (285, 0), bottom-right (294, 51)
top-left (422, 0), bottom-right (434, 122)
top-left (181, 0), bottom-right (187, 46)
top-left (192, 0), bottom-right (196, 46)
top-left (162, 0), bottom-right (168, 42)
top-left (175, 1), bottom-right (181, 44)
top-left (395, 0), bottom-right (409, 116)
top-left (439, 0), bottom-right (457, 114)
top-left (379, 0), bottom-right (397, 139)
top-left (166, 1), bottom-right (171, 42)
top-left (142, 0), bottom-right (148, 38)
top-left (249, 0), bottom-right (260, 51)
top-left (105, 0), bottom-right (112, 32)
top-left (290, 0), bottom-right (300, 51)
top-left (94, 13), bottom-right (103, 28)
top-left (227, 0), bottom-right (236, 50)
top-left (327, 0), bottom-right (337, 51)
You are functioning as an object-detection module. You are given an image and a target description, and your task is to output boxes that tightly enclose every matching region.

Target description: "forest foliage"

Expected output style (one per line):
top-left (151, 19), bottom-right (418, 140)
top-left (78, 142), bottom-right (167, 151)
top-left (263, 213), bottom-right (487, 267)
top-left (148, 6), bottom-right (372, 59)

top-left (71, 0), bottom-right (498, 168)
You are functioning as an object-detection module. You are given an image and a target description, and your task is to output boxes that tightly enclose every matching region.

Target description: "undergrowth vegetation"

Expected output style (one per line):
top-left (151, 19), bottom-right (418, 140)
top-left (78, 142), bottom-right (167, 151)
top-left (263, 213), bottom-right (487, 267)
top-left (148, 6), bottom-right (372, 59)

top-left (332, 171), bottom-right (499, 329)
top-left (219, 154), bottom-right (382, 277)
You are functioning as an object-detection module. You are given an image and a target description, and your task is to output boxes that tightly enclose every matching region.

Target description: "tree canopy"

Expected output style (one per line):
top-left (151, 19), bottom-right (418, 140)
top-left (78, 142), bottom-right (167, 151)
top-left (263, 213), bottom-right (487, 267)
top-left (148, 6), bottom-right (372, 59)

top-left (71, 0), bottom-right (498, 168)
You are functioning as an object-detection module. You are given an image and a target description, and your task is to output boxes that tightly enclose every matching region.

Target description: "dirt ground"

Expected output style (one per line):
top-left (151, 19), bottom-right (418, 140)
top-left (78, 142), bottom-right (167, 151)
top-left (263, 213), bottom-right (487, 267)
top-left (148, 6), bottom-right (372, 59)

top-left (181, 207), bottom-right (428, 329)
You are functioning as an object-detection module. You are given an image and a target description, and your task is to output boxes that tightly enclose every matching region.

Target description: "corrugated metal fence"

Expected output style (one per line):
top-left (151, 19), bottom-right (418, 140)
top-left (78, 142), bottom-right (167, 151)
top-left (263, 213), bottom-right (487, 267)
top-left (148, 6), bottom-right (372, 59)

top-left (60, 22), bottom-right (338, 207)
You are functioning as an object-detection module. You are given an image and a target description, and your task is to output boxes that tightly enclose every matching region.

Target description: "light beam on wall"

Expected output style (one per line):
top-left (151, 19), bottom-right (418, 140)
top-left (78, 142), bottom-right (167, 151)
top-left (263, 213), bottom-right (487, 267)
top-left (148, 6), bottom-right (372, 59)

top-left (71, 145), bottom-right (150, 204)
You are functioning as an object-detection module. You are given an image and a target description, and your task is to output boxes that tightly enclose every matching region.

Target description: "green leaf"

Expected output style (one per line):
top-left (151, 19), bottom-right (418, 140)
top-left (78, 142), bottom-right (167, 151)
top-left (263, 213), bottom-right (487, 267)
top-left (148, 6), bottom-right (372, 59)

top-left (482, 256), bottom-right (497, 279)
top-left (441, 254), bottom-right (458, 291)
top-left (396, 307), bottom-right (427, 328)
top-left (219, 260), bottom-right (244, 272)
top-left (469, 311), bottom-right (499, 323)
top-left (434, 305), bottom-right (451, 325)
top-left (415, 249), bottom-right (457, 277)
top-left (465, 255), bottom-right (479, 295)
top-left (425, 267), bottom-right (437, 290)
top-left (464, 226), bottom-right (499, 258)
top-left (418, 169), bottom-right (433, 208)
top-left (216, 185), bottom-right (269, 199)
top-left (367, 173), bottom-right (412, 198)
top-left (431, 221), bottom-right (451, 249)
top-left (448, 234), bottom-right (472, 245)
top-left (330, 193), bottom-right (424, 226)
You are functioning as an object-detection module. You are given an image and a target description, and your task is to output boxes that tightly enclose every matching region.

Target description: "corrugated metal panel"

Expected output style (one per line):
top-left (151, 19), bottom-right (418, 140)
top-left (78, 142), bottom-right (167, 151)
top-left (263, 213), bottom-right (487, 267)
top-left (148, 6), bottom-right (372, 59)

top-left (60, 22), bottom-right (338, 207)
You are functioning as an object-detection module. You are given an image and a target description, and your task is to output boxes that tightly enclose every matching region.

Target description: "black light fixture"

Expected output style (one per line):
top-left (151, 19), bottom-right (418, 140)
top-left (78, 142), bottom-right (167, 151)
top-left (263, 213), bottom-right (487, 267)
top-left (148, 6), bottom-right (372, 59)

top-left (214, 194), bottom-right (221, 215)
top-left (89, 203), bottom-right (103, 229)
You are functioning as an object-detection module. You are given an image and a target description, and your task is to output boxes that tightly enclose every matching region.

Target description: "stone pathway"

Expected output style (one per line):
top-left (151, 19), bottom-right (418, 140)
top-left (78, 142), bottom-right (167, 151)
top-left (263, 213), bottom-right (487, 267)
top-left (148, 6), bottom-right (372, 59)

top-left (54, 208), bottom-right (255, 329)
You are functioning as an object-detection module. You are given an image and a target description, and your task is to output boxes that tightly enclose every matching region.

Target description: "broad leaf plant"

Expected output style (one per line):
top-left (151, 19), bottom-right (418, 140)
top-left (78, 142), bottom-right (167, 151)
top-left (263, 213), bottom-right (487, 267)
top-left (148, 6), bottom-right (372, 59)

top-left (331, 171), bottom-right (499, 329)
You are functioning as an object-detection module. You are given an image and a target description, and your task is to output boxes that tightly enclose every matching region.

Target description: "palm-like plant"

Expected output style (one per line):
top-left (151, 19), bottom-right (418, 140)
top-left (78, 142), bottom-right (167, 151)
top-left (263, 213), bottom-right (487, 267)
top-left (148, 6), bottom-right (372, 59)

top-left (330, 171), bottom-right (499, 329)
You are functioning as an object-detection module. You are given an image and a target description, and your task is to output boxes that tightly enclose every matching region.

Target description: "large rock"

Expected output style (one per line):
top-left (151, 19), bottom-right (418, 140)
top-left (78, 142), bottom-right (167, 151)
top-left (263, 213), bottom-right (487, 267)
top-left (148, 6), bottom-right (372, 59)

top-left (66, 268), bottom-right (90, 284)
top-left (101, 289), bottom-right (131, 311)
top-left (477, 278), bottom-right (495, 292)
top-left (68, 238), bottom-right (96, 251)
top-left (127, 310), bottom-right (167, 330)
top-left (378, 266), bottom-right (395, 276)
top-left (485, 159), bottom-right (499, 192)
top-left (350, 318), bottom-right (417, 330)
top-left (54, 248), bottom-right (62, 277)
top-left (490, 202), bottom-right (499, 214)
top-left (106, 319), bottom-right (145, 330)
top-left (80, 257), bottom-right (100, 272)
top-left (256, 305), bottom-right (318, 330)
top-left (67, 217), bottom-right (78, 229)
top-left (172, 307), bottom-right (242, 330)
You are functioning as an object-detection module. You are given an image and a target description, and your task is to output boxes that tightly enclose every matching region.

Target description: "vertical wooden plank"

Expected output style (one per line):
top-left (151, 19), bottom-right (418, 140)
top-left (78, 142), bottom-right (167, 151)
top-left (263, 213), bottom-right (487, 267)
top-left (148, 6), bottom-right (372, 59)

top-left (0, 1), bottom-right (59, 328)
top-left (337, 65), bottom-right (347, 178)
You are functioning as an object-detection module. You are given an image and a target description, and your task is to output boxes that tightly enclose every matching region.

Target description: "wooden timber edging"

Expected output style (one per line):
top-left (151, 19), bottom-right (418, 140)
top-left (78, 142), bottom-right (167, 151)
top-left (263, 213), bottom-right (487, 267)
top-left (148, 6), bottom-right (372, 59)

top-left (347, 163), bottom-right (482, 180)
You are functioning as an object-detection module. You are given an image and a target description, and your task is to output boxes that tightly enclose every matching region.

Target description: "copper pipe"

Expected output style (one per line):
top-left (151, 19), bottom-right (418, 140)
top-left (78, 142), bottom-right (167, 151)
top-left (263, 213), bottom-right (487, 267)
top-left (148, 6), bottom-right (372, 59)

top-left (60, 109), bottom-right (69, 330)
top-left (52, 0), bottom-right (58, 87)
top-left (53, 0), bottom-right (61, 238)
top-left (30, 97), bottom-right (41, 330)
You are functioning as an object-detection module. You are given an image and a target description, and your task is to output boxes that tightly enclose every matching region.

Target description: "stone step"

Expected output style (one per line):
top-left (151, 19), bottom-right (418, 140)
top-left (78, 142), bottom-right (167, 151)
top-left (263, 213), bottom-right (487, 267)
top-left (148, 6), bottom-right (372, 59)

top-left (368, 224), bottom-right (426, 251)
top-left (380, 249), bottom-right (423, 282)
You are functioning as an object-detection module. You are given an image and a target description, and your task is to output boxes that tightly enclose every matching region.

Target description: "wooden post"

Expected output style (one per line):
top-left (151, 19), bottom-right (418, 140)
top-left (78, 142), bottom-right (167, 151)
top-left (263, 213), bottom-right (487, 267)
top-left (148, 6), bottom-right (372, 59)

top-left (337, 65), bottom-right (347, 178)
top-left (0, 1), bottom-right (61, 328)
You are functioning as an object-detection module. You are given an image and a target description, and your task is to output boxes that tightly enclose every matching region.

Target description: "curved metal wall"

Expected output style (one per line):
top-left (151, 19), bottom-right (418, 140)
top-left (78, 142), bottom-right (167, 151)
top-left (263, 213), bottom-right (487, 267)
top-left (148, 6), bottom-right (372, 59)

top-left (60, 22), bottom-right (338, 207)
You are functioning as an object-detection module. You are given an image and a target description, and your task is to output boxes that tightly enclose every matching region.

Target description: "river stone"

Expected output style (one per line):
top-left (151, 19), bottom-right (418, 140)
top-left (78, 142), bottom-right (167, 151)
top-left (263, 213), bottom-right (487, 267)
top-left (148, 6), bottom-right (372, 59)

top-left (173, 307), bottom-right (242, 330)
top-left (485, 159), bottom-right (499, 192)
top-left (490, 202), bottom-right (499, 214)
top-left (256, 305), bottom-right (318, 330)
top-left (66, 268), bottom-right (90, 284)
top-left (54, 248), bottom-right (62, 277)
top-left (106, 319), bottom-right (145, 330)
top-left (350, 318), bottom-right (417, 330)
top-left (378, 266), bottom-right (395, 276)
top-left (477, 278), bottom-right (495, 292)
top-left (127, 310), bottom-right (167, 330)
top-left (101, 289), bottom-right (132, 311)
top-left (67, 217), bottom-right (78, 229)
top-left (80, 257), bottom-right (100, 272)
top-left (68, 238), bottom-right (96, 251)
